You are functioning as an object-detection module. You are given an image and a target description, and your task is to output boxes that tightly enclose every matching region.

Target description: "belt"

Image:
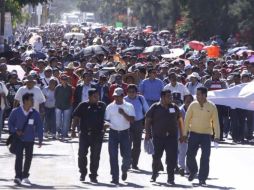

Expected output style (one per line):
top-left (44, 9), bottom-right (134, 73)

top-left (110, 128), bottom-right (129, 133)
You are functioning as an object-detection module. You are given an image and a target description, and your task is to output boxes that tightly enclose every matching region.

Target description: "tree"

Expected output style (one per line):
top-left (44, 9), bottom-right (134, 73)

top-left (15, 0), bottom-right (51, 6)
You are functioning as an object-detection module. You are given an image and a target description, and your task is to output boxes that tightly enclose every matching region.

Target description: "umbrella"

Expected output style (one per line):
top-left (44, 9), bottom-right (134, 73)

top-left (122, 47), bottom-right (144, 55)
top-left (188, 41), bottom-right (205, 51)
top-left (7, 65), bottom-right (25, 80)
top-left (159, 30), bottom-right (170, 35)
top-left (82, 45), bottom-right (110, 57)
top-left (236, 49), bottom-right (254, 56)
top-left (143, 45), bottom-right (169, 55)
top-left (227, 46), bottom-right (248, 55)
top-left (161, 48), bottom-right (184, 59)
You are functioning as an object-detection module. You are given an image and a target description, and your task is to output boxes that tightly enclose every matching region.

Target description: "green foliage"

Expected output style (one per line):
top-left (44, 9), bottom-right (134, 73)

top-left (15, 0), bottom-right (51, 6)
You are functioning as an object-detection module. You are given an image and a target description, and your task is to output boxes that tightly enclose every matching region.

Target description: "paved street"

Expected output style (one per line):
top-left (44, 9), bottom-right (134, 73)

top-left (0, 130), bottom-right (254, 190)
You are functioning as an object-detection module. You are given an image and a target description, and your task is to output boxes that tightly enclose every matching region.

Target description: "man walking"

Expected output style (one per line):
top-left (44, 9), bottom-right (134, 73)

top-left (8, 93), bottom-right (43, 185)
top-left (124, 84), bottom-right (149, 170)
top-left (184, 87), bottom-right (220, 186)
top-left (145, 89), bottom-right (185, 185)
top-left (71, 89), bottom-right (106, 183)
top-left (105, 87), bottom-right (135, 185)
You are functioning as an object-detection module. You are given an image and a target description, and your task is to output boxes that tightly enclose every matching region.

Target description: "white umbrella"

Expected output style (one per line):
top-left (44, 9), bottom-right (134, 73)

top-left (161, 48), bottom-right (184, 59)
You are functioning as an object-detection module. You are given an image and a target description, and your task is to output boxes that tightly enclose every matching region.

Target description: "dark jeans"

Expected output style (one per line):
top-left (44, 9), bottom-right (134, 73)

top-left (44, 107), bottom-right (56, 135)
top-left (15, 141), bottom-right (34, 179)
top-left (108, 129), bottom-right (131, 181)
top-left (78, 133), bottom-right (103, 179)
top-left (187, 132), bottom-right (211, 181)
top-left (216, 105), bottom-right (227, 140)
top-left (152, 135), bottom-right (178, 181)
top-left (231, 109), bottom-right (253, 141)
top-left (130, 120), bottom-right (143, 167)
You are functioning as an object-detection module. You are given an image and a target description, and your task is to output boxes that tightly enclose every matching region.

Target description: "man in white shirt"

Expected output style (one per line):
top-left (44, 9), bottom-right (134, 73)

top-left (33, 37), bottom-right (43, 52)
top-left (105, 87), bottom-right (135, 185)
top-left (164, 72), bottom-right (190, 103)
top-left (0, 81), bottom-right (8, 140)
top-left (14, 75), bottom-right (46, 113)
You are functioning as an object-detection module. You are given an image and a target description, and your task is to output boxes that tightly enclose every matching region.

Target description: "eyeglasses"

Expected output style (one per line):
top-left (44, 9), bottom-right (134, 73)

top-left (127, 90), bottom-right (136, 93)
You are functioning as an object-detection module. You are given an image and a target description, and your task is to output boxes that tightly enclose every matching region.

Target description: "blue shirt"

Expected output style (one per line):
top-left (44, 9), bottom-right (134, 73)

top-left (8, 106), bottom-right (44, 143)
top-left (124, 95), bottom-right (149, 121)
top-left (139, 78), bottom-right (164, 101)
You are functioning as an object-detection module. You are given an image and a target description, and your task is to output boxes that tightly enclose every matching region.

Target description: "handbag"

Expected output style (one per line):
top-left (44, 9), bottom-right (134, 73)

top-left (6, 110), bottom-right (34, 154)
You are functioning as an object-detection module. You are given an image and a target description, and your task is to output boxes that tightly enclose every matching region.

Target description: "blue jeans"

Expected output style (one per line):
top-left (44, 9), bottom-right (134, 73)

top-left (55, 108), bottom-right (72, 137)
top-left (187, 132), bottom-right (211, 181)
top-left (44, 107), bottom-right (56, 135)
top-left (108, 129), bottom-right (131, 181)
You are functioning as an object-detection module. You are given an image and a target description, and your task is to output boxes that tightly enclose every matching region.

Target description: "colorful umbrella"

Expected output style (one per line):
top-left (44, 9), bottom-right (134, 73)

top-left (188, 41), bottom-right (205, 51)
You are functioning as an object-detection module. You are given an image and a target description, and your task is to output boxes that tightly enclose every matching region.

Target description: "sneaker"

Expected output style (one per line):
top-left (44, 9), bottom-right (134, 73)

top-left (14, 178), bottom-right (22, 185)
top-left (23, 178), bottom-right (31, 184)
top-left (122, 172), bottom-right (127, 181)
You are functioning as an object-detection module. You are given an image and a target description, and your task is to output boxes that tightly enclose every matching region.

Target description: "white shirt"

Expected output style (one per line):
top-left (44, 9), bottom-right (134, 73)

top-left (0, 82), bottom-right (8, 109)
top-left (14, 86), bottom-right (46, 112)
top-left (164, 82), bottom-right (190, 100)
top-left (33, 41), bottom-right (43, 52)
top-left (105, 101), bottom-right (135, 131)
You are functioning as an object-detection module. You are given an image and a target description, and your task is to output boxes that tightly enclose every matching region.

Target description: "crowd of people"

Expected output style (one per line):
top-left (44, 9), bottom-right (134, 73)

top-left (0, 23), bottom-right (254, 186)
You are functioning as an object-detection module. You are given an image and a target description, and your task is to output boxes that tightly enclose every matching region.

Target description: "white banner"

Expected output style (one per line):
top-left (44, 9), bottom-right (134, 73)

top-left (208, 81), bottom-right (254, 111)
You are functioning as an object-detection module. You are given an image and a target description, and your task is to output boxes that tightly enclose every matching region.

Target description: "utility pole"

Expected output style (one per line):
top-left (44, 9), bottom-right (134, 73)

top-left (0, 0), bottom-right (5, 53)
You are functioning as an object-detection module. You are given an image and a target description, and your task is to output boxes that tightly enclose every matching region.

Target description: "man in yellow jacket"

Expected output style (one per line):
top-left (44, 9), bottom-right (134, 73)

top-left (183, 87), bottom-right (220, 186)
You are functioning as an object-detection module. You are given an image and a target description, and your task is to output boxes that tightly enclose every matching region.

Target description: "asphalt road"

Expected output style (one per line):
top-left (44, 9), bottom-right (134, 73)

top-left (0, 130), bottom-right (254, 190)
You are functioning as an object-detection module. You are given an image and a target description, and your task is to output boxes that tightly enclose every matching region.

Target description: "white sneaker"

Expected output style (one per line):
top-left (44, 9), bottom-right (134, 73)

top-left (23, 178), bottom-right (31, 184)
top-left (14, 178), bottom-right (22, 185)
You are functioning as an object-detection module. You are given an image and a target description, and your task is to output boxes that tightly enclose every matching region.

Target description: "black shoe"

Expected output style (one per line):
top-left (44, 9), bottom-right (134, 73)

top-left (14, 178), bottom-right (22, 185)
top-left (167, 179), bottom-right (175, 185)
top-left (90, 177), bottom-right (98, 183)
top-left (122, 172), bottom-right (127, 181)
top-left (110, 179), bottom-right (119, 185)
top-left (199, 180), bottom-right (206, 186)
top-left (188, 173), bottom-right (196, 181)
top-left (80, 174), bottom-right (85, 181)
top-left (179, 168), bottom-right (185, 176)
top-left (132, 165), bottom-right (139, 170)
top-left (150, 173), bottom-right (159, 182)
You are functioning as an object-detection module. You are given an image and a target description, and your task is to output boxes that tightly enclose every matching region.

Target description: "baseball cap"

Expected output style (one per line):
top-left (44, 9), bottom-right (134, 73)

top-left (112, 87), bottom-right (124, 97)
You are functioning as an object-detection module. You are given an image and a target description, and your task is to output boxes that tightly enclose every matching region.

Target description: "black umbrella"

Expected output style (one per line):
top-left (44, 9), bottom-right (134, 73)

top-left (82, 45), bottom-right (110, 57)
top-left (143, 45), bottom-right (169, 55)
top-left (122, 46), bottom-right (144, 55)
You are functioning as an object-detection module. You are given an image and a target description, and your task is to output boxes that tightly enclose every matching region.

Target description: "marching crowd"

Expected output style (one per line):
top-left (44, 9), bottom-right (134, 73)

top-left (0, 23), bottom-right (254, 186)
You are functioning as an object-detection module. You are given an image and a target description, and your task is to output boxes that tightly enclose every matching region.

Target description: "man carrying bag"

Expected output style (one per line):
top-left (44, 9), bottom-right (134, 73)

top-left (7, 93), bottom-right (43, 185)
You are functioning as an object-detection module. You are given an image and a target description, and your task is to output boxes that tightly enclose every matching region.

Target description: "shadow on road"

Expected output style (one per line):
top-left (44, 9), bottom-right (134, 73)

top-left (0, 183), bottom-right (88, 189)
top-left (192, 183), bottom-right (235, 189)
top-left (129, 168), bottom-right (152, 175)
top-left (153, 182), bottom-right (192, 188)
